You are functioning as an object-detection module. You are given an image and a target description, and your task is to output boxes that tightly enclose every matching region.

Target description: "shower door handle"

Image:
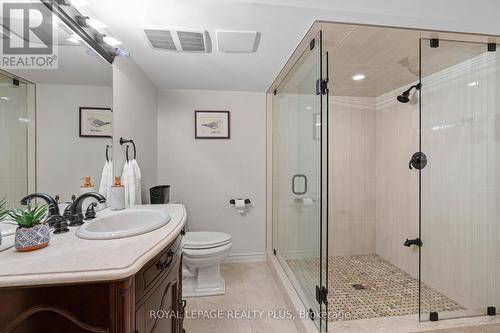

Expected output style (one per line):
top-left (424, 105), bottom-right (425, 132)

top-left (292, 174), bottom-right (307, 195)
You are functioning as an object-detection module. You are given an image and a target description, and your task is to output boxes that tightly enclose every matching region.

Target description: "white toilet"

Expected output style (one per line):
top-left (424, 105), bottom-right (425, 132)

top-left (182, 231), bottom-right (232, 297)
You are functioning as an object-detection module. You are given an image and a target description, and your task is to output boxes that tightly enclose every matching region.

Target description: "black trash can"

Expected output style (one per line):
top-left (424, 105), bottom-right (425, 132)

top-left (150, 185), bottom-right (170, 204)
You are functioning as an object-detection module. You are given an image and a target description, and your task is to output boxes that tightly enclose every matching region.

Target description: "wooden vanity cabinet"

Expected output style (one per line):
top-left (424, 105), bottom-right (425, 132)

top-left (134, 234), bottom-right (184, 333)
top-left (0, 233), bottom-right (185, 333)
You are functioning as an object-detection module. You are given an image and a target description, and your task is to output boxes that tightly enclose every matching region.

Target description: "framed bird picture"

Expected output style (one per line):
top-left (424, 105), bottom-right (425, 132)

top-left (79, 107), bottom-right (113, 138)
top-left (194, 110), bottom-right (230, 139)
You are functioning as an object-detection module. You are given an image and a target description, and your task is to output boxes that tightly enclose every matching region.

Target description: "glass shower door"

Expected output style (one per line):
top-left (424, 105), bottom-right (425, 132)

top-left (0, 72), bottom-right (29, 208)
top-left (272, 31), bottom-right (328, 331)
top-left (420, 38), bottom-right (500, 321)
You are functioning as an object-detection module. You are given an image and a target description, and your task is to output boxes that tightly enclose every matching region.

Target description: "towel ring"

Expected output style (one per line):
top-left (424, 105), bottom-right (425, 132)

top-left (119, 137), bottom-right (136, 159)
top-left (125, 145), bottom-right (130, 162)
top-left (105, 145), bottom-right (112, 162)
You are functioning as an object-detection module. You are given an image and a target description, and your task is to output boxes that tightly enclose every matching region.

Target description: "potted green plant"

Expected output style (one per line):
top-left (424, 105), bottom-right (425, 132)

top-left (9, 204), bottom-right (50, 252)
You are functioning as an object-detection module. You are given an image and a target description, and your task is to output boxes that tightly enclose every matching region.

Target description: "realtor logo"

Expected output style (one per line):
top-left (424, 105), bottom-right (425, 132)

top-left (1, 2), bottom-right (58, 69)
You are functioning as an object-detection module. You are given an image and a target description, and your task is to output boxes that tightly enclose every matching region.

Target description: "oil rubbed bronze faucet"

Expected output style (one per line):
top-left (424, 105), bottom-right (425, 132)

top-left (20, 193), bottom-right (70, 234)
top-left (69, 192), bottom-right (106, 226)
top-left (20, 193), bottom-right (60, 217)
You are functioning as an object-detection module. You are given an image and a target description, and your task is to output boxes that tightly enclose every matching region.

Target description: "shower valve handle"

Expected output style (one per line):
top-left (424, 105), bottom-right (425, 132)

top-left (409, 152), bottom-right (427, 170)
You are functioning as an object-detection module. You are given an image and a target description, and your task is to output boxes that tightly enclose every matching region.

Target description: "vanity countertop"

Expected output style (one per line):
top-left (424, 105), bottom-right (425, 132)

top-left (0, 204), bottom-right (186, 288)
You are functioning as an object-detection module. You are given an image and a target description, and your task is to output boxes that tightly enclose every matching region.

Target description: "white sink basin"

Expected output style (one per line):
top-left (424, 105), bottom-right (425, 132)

top-left (76, 209), bottom-right (170, 240)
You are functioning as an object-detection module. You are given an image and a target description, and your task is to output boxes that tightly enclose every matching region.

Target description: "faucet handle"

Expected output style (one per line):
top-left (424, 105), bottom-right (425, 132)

top-left (84, 202), bottom-right (98, 220)
top-left (50, 215), bottom-right (69, 234)
top-left (63, 202), bottom-right (73, 220)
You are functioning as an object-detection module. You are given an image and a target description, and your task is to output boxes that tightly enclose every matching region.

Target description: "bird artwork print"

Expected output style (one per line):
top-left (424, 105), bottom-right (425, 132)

top-left (201, 120), bottom-right (223, 130)
top-left (88, 117), bottom-right (112, 128)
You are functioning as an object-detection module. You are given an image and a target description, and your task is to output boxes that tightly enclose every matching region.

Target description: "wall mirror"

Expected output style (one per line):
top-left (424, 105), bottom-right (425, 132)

top-left (1, 2), bottom-right (113, 208)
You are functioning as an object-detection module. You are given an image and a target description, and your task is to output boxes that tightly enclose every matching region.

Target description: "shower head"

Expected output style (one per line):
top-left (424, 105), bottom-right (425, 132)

top-left (397, 83), bottom-right (421, 104)
top-left (397, 94), bottom-right (410, 103)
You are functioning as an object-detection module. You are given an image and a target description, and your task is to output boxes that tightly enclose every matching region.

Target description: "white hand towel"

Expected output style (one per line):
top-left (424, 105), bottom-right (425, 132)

top-left (131, 159), bottom-right (142, 204)
top-left (98, 160), bottom-right (113, 201)
top-left (122, 161), bottom-right (132, 206)
top-left (105, 161), bottom-right (113, 200)
top-left (127, 160), bottom-right (137, 205)
top-left (98, 161), bottom-right (108, 196)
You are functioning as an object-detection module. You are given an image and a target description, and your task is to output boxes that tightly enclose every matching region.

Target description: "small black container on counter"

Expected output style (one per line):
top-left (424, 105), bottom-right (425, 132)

top-left (150, 185), bottom-right (170, 204)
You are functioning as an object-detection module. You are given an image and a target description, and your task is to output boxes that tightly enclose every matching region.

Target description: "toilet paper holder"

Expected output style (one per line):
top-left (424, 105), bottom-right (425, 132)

top-left (229, 199), bottom-right (251, 205)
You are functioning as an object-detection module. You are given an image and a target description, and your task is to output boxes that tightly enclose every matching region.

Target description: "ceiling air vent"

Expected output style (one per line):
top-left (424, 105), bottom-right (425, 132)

top-left (144, 29), bottom-right (176, 50)
top-left (144, 28), bottom-right (209, 52)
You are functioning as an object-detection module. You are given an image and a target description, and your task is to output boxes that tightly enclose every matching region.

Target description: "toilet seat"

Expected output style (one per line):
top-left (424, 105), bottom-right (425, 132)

top-left (184, 231), bottom-right (232, 250)
top-left (183, 242), bottom-right (232, 258)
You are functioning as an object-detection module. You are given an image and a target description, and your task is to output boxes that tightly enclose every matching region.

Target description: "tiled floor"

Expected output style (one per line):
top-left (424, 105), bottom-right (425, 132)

top-left (183, 262), bottom-right (300, 333)
top-left (184, 259), bottom-right (500, 333)
top-left (287, 254), bottom-right (463, 321)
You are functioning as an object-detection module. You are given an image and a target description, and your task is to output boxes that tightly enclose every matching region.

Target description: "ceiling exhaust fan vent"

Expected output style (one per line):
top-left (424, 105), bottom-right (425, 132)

top-left (144, 28), bottom-right (209, 52)
top-left (144, 29), bottom-right (176, 50)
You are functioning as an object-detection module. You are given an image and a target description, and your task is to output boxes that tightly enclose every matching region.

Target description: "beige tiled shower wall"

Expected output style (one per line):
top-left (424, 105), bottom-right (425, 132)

top-left (329, 50), bottom-right (500, 312)
top-left (374, 89), bottom-right (419, 278)
top-left (419, 52), bottom-right (500, 311)
top-left (329, 96), bottom-right (377, 256)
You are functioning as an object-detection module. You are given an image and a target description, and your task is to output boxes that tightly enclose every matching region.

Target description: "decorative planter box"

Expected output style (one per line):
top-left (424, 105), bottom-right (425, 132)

top-left (15, 223), bottom-right (50, 252)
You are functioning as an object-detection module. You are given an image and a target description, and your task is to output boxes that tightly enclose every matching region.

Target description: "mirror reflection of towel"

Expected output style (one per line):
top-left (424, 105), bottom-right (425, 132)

top-left (98, 160), bottom-right (113, 204)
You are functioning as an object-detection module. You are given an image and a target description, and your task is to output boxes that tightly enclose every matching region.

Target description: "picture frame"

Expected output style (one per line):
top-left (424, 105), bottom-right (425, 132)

top-left (194, 110), bottom-right (230, 139)
top-left (79, 107), bottom-right (113, 138)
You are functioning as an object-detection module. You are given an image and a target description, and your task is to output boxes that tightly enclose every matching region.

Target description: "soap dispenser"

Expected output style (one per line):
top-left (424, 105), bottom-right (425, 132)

top-left (110, 176), bottom-right (125, 210)
top-left (80, 176), bottom-right (95, 195)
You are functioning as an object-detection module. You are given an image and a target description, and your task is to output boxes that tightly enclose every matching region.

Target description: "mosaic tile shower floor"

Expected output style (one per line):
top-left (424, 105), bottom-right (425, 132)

top-left (286, 254), bottom-right (464, 321)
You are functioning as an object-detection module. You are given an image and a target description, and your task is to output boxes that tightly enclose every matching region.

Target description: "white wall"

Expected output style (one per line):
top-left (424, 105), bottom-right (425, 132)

top-left (113, 57), bottom-right (158, 202)
top-left (36, 84), bottom-right (112, 202)
top-left (157, 89), bottom-right (267, 259)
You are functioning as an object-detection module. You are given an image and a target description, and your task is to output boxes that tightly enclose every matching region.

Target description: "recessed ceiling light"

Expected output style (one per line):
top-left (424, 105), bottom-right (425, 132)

top-left (305, 106), bottom-right (312, 110)
top-left (352, 74), bottom-right (366, 81)
top-left (103, 36), bottom-right (122, 46)
top-left (467, 81), bottom-right (479, 87)
top-left (18, 117), bottom-right (29, 123)
top-left (87, 18), bottom-right (107, 30)
top-left (1, 96), bottom-right (9, 100)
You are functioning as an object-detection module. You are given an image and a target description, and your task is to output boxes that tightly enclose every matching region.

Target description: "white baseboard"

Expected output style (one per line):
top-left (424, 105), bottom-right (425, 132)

top-left (223, 252), bottom-right (268, 263)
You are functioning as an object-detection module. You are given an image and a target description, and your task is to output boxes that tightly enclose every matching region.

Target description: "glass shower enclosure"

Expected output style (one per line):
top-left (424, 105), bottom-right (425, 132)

top-left (271, 21), bottom-right (500, 333)
top-left (420, 38), bottom-right (500, 321)
top-left (0, 71), bottom-right (32, 209)
top-left (271, 31), bottom-right (329, 331)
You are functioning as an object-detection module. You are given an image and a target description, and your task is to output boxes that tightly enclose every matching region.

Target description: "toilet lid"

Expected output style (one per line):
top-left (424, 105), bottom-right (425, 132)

top-left (184, 231), bottom-right (232, 249)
